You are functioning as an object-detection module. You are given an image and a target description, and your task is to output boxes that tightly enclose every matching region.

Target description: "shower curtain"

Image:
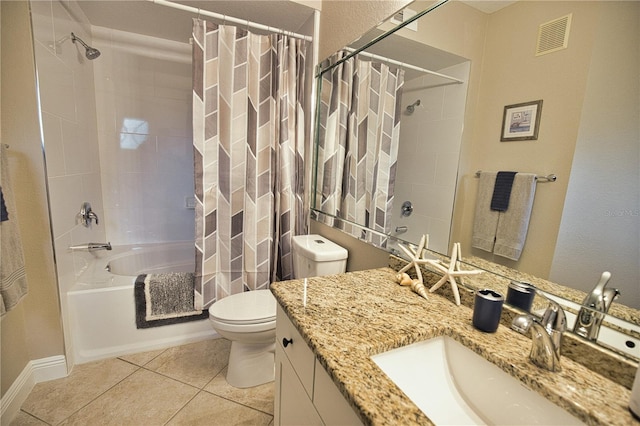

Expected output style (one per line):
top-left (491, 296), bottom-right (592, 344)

top-left (192, 19), bottom-right (308, 308)
top-left (317, 52), bottom-right (404, 247)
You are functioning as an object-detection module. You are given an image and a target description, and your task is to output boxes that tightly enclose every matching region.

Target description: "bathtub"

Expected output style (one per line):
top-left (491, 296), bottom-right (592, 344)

top-left (67, 242), bottom-right (216, 364)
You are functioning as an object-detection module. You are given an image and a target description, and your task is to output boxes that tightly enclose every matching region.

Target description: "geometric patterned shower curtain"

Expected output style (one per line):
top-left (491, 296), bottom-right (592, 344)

top-left (316, 52), bottom-right (404, 247)
top-left (192, 19), bottom-right (308, 309)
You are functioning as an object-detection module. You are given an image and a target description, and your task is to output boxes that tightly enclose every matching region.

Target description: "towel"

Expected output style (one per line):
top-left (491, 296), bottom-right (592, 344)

top-left (135, 272), bottom-right (208, 328)
top-left (494, 173), bottom-right (537, 261)
top-left (1, 188), bottom-right (8, 221)
top-left (471, 171), bottom-right (500, 252)
top-left (1, 144), bottom-right (28, 315)
top-left (490, 171), bottom-right (517, 211)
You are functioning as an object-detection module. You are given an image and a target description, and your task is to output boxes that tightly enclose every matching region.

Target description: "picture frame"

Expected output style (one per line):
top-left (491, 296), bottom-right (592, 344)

top-left (500, 100), bottom-right (543, 141)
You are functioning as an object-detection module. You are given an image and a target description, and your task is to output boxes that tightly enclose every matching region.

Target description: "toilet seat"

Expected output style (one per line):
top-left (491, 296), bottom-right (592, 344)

top-left (209, 289), bottom-right (276, 332)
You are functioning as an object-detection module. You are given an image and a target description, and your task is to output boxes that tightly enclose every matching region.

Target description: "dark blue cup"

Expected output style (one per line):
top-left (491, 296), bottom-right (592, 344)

top-left (472, 289), bottom-right (504, 333)
top-left (506, 281), bottom-right (535, 312)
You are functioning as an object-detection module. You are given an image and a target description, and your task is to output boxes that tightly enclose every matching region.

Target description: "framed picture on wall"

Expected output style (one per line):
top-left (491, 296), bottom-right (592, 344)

top-left (500, 100), bottom-right (543, 141)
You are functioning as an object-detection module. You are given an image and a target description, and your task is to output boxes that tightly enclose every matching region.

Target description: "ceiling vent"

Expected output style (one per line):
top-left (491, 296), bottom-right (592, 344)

top-left (390, 8), bottom-right (418, 32)
top-left (536, 13), bottom-right (572, 56)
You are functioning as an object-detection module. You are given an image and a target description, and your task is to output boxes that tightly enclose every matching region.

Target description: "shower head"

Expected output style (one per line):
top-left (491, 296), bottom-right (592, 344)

top-left (406, 99), bottom-right (421, 114)
top-left (71, 32), bottom-right (101, 60)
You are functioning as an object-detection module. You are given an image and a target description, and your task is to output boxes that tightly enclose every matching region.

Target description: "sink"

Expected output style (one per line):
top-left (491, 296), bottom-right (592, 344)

top-left (371, 336), bottom-right (584, 425)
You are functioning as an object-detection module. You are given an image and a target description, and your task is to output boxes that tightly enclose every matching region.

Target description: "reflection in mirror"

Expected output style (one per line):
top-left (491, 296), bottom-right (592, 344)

top-left (312, 0), bottom-right (639, 333)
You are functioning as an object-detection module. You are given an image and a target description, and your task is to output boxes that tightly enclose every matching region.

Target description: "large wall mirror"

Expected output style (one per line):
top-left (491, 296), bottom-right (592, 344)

top-left (312, 0), bottom-right (639, 345)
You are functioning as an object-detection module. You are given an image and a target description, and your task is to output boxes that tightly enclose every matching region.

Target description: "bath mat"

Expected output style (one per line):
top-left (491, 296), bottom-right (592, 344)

top-left (135, 273), bottom-right (208, 329)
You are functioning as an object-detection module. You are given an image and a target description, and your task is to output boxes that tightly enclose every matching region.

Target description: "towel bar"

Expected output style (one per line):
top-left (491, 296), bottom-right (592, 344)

top-left (474, 171), bottom-right (556, 182)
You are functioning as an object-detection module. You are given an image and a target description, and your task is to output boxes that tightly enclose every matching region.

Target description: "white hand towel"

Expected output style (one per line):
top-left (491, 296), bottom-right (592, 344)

top-left (1, 144), bottom-right (28, 315)
top-left (471, 171), bottom-right (499, 252)
top-left (494, 173), bottom-right (537, 261)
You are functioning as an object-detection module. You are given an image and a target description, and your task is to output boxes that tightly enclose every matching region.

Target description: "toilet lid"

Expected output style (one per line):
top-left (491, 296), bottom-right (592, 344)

top-left (209, 289), bottom-right (276, 325)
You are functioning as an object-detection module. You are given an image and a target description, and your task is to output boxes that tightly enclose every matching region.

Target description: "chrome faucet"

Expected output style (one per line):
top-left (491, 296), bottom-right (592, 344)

top-left (77, 201), bottom-right (99, 227)
top-left (512, 291), bottom-right (567, 372)
top-left (69, 242), bottom-right (112, 252)
top-left (573, 271), bottom-right (620, 341)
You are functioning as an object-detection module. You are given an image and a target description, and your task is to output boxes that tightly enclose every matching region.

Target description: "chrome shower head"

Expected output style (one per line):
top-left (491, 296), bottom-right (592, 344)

top-left (406, 99), bottom-right (421, 114)
top-left (71, 32), bottom-right (101, 60)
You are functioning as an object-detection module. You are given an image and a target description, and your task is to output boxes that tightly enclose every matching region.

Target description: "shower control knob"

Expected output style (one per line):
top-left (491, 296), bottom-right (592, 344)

top-left (282, 338), bottom-right (293, 348)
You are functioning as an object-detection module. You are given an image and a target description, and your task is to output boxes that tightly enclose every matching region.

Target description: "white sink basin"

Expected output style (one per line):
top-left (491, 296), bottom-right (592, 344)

top-left (372, 336), bottom-right (584, 425)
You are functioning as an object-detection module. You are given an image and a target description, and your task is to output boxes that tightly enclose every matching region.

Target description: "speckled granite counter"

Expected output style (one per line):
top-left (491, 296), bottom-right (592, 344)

top-left (271, 268), bottom-right (637, 426)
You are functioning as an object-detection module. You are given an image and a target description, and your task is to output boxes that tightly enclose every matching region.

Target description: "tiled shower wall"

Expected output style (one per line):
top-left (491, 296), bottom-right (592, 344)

top-left (31, 3), bottom-right (195, 284)
top-left (92, 26), bottom-right (194, 245)
top-left (30, 0), bottom-right (105, 362)
top-left (30, 0), bottom-right (195, 362)
top-left (390, 61), bottom-right (471, 254)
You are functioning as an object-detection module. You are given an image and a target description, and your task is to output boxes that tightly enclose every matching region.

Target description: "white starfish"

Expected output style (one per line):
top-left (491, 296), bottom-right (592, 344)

top-left (427, 242), bottom-right (483, 306)
top-left (397, 234), bottom-right (431, 285)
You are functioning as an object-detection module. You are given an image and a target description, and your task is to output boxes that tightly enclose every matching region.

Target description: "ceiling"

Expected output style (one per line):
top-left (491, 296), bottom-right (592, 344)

top-left (460, 0), bottom-right (518, 14)
top-left (78, 0), bottom-right (317, 43)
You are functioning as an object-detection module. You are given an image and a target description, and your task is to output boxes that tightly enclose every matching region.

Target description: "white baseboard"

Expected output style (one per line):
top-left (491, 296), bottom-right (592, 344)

top-left (1, 355), bottom-right (67, 425)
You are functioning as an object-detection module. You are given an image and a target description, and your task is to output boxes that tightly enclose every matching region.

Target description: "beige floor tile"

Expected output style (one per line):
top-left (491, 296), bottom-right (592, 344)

top-left (59, 369), bottom-right (199, 426)
top-left (144, 338), bottom-right (231, 388)
top-left (21, 358), bottom-right (138, 425)
top-left (9, 411), bottom-right (48, 425)
top-left (118, 347), bottom-right (166, 366)
top-left (204, 368), bottom-right (275, 415)
top-left (167, 391), bottom-right (273, 426)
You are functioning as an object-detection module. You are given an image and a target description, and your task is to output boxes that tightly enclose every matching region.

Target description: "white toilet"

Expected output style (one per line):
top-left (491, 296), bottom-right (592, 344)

top-left (291, 234), bottom-right (348, 278)
top-left (208, 234), bottom-right (348, 388)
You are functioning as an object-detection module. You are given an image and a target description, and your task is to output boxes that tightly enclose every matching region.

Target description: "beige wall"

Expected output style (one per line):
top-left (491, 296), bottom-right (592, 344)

top-left (453, 1), bottom-right (600, 279)
top-left (550, 2), bottom-right (639, 308)
top-left (0, 0), bottom-right (64, 397)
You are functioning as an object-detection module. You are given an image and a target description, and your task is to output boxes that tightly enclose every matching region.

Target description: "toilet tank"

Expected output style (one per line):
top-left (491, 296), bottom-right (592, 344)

top-left (292, 235), bottom-right (348, 278)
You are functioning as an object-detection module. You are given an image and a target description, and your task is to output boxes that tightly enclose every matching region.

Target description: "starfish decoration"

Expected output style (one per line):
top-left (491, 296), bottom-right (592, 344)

top-left (396, 234), bottom-right (431, 285)
top-left (426, 242), bottom-right (483, 306)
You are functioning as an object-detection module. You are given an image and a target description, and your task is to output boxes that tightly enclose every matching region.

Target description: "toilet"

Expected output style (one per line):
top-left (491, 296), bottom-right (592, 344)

top-left (291, 234), bottom-right (348, 278)
top-left (208, 234), bottom-right (348, 388)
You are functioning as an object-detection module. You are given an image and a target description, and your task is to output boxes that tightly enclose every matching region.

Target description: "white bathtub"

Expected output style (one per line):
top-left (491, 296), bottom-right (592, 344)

top-left (67, 242), bottom-right (216, 364)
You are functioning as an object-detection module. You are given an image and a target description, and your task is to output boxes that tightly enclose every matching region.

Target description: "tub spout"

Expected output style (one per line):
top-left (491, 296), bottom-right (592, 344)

top-left (69, 242), bottom-right (112, 252)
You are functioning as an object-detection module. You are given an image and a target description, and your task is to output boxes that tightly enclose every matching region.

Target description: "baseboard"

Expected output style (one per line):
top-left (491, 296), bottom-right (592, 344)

top-left (1, 355), bottom-right (67, 425)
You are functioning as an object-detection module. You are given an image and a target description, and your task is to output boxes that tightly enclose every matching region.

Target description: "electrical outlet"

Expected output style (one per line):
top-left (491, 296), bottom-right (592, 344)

top-left (185, 196), bottom-right (196, 209)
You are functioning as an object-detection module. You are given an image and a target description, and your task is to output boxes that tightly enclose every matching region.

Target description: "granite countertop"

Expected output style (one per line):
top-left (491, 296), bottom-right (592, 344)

top-left (271, 268), bottom-right (637, 426)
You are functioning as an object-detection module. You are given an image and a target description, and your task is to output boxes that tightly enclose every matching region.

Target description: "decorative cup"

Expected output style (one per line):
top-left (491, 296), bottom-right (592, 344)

top-left (472, 289), bottom-right (504, 333)
top-left (506, 281), bottom-right (535, 312)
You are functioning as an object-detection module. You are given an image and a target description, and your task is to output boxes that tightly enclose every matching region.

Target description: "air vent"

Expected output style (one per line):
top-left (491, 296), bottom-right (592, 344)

top-left (390, 8), bottom-right (418, 31)
top-left (536, 14), bottom-right (572, 56)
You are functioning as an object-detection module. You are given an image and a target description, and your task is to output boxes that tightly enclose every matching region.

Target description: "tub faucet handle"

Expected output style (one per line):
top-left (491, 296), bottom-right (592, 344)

top-left (77, 202), bottom-right (99, 227)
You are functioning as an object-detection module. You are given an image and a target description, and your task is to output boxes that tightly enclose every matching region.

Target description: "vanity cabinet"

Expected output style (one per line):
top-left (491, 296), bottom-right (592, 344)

top-left (274, 305), bottom-right (362, 426)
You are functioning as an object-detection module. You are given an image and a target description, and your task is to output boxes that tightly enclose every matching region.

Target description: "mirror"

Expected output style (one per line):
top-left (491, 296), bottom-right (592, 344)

top-left (312, 0), bottom-right (639, 334)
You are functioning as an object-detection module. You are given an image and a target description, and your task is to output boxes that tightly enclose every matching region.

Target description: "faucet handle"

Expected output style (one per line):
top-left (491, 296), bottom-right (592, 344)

top-left (533, 289), bottom-right (567, 333)
top-left (77, 201), bottom-right (100, 227)
top-left (87, 210), bottom-right (99, 225)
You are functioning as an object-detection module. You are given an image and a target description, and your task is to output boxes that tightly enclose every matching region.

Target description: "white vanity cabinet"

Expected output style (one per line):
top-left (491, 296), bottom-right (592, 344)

top-left (274, 305), bottom-right (363, 426)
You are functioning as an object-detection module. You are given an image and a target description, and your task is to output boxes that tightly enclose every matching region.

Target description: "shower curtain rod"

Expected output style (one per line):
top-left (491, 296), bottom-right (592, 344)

top-left (343, 47), bottom-right (463, 84)
top-left (146, 0), bottom-right (313, 42)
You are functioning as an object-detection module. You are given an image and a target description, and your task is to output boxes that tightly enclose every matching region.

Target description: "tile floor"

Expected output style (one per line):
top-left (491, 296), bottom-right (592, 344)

top-left (10, 338), bottom-right (275, 426)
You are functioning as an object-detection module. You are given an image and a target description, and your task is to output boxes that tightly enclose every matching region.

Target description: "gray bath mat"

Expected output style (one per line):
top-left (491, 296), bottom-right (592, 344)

top-left (135, 273), bottom-right (208, 329)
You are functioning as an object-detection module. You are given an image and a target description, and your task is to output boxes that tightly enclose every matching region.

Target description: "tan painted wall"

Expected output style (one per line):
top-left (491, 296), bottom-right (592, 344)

top-left (453, 1), bottom-right (600, 279)
top-left (0, 1), bottom-right (65, 397)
